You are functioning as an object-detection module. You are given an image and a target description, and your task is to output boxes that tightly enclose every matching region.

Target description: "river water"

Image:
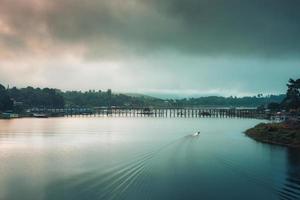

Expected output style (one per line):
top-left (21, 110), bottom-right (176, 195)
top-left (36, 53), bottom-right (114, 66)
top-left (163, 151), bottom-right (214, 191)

top-left (0, 118), bottom-right (299, 200)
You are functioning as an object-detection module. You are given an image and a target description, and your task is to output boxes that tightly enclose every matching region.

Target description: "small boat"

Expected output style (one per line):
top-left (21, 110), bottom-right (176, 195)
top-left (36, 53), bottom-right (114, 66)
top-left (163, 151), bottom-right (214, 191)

top-left (33, 113), bottom-right (49, 118)
top-left (193, 131), bottom-right (200, 136)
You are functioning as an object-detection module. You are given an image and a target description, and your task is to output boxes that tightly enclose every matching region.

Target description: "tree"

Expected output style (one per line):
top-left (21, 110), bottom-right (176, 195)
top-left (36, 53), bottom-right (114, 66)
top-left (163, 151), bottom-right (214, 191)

top-left (107, 89), bottom-right (112, 107)
top-left (7, 86), bottom-right (65, 108)
top-left (0, 84), bottom-right (13, 111)
top-left (282, 78), bottom-right (300, 110)
top-left (268, 102), bottom-right (281, 111)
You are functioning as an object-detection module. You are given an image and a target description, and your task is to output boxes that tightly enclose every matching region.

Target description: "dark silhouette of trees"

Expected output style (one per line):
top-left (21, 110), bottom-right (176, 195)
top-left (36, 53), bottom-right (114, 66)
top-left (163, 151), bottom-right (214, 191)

top-left (267, 78), bottom-right (300, 111)
top-left (170, 95), bottom-right (285, 108)
top-left (268, 102), bottom-right (281, 111)
top-left (62, 90), bottom-right (162, 108)
top-left (0, 84), bottom-right (13, 111)
top-left (7, 86), bottom-right (64, 108)
top-left (282, 78), bottom-right (300, 110)
top-left (1, 84), bottom-right (288, 111)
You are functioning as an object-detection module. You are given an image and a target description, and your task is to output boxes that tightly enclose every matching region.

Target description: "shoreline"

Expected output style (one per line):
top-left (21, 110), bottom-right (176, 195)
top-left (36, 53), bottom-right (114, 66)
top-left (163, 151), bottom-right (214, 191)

top-left (245, 121), bottom-right (300, 148)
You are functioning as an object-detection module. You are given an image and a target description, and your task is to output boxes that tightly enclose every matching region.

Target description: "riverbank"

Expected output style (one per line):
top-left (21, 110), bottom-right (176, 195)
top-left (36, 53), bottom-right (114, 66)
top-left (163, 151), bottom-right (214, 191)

top-left (245, 121), bottom-right (300, 148)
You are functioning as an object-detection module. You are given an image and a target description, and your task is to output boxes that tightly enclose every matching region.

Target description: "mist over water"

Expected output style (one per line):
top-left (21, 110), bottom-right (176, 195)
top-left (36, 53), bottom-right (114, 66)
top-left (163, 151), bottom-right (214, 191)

top-left (0, 118), bottom-right (299, 200)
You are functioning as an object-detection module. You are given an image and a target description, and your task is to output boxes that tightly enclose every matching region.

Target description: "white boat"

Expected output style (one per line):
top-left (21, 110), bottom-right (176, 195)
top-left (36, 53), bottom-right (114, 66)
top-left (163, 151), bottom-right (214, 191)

top-left (193, 131), bottom-right (200, 136)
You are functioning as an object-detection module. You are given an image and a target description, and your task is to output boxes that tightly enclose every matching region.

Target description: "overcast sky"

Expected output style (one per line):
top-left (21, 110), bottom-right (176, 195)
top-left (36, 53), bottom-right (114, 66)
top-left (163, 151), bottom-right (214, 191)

top-left (0, 0), bottom-right (299, 97)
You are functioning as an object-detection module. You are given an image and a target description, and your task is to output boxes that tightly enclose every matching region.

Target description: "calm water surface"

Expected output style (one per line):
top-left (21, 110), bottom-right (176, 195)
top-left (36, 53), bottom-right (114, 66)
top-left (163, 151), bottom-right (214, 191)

top-left (0, 118), bottom-right (299, 200)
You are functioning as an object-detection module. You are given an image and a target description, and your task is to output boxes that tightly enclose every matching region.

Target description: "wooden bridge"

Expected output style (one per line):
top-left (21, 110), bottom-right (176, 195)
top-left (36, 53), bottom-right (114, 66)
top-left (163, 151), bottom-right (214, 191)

top-left (29, 107), bottom-right (267, 119)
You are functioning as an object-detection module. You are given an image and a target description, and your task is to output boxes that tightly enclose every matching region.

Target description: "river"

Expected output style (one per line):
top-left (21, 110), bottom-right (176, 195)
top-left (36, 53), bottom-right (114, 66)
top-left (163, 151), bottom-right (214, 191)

top-left (0, 118), bottom-right (299, 200)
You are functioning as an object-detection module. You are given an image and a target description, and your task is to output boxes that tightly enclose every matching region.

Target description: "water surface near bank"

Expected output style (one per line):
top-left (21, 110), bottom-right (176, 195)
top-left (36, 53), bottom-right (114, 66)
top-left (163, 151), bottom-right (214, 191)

top-left (0, 118), bottom-right (299, 200)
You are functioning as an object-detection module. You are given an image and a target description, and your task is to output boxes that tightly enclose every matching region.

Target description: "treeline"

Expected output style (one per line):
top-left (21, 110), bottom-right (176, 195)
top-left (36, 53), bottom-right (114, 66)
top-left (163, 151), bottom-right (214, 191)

top-left (169, 95), bottom-right (285, 108)
top-left (62, 91), bottom-right (285, 108)
top-left (0, 83), bottom-right (290, 112)
top-left (267, 78), bottom-right (300, 111)
top-left (0, 84), bottom-right (165, 111)
top-left (8, 86), bottom-right (64, 108)
top-left (0, 84), bottom-right (13, 111)
top-left (62, 90), bottom-right (164, 107)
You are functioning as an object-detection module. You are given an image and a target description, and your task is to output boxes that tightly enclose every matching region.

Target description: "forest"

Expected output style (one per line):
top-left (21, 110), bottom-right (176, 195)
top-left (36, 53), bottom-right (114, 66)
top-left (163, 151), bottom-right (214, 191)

top-left (0, 83), bottom-right (293, 112)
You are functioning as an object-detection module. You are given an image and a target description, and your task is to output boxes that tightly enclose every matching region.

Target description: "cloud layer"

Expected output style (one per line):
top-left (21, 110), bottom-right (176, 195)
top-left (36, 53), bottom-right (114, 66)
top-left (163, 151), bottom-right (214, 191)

top-left (2, 0), bottom-right (300, 57)
top-left (0, 0), bottom-right (300, 96)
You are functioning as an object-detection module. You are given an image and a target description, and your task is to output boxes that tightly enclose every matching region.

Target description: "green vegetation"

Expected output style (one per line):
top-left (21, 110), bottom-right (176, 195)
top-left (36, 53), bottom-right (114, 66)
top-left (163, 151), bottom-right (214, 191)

top-left (7, 86), bottom-right (64, 109)
top-left (246, 78), bottom-right (300, 148)
top-left (267, 78), bottom-right (300, 112)
top-left (1, 79), bottom-right (296, 113)
top-left (62, 91), bottom-right (285, 108)
top-left (62, 90), bottom-right (164, 107)
top-left (170, 95), bottom-right (285, 108)
top-left (0, 83), bottom-right (286, 112)
top-left (0, 84), bottom-right (13, 111)
top-left (282, 78), bottom-right (300, 110)
top-left (245, 122), bottom-right (300, 148)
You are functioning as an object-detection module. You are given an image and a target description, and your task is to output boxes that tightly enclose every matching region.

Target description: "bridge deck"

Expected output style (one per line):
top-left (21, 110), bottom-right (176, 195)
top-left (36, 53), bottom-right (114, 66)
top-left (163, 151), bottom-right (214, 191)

top-left (28, 107), bottom-right (267, 119)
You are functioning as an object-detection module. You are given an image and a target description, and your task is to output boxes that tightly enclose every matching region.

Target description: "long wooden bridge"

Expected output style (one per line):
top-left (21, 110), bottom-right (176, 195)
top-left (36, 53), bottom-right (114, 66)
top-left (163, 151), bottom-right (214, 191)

top-left (28, 107), bottom-right (267, 119)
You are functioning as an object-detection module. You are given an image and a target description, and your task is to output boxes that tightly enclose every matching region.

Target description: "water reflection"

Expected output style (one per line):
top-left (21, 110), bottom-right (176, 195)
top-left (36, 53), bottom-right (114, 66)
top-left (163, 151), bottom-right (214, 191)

top-left (279, 148), bottom-right (300, 200)
top-left (0, 118), bottom-right (299, 200)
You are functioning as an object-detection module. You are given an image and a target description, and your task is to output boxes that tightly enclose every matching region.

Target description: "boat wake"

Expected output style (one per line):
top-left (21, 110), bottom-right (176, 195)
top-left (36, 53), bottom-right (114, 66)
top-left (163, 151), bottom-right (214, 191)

top-left (46, 135), bottom-right (191, 200)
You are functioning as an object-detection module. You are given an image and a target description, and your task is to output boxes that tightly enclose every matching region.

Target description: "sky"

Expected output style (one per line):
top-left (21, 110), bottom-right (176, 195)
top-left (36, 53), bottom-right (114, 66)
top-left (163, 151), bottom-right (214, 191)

top-left (0, 0), bottom-right (300, 98)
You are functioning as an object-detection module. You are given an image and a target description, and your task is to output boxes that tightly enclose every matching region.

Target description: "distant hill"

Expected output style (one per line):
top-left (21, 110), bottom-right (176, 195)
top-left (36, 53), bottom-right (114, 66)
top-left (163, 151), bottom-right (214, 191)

top-left (123, 93), bottom-right (159, 100)
top-left (171, 95), bottom-right (286, 108)
top-left (1, 84), bottom-right (286, 109)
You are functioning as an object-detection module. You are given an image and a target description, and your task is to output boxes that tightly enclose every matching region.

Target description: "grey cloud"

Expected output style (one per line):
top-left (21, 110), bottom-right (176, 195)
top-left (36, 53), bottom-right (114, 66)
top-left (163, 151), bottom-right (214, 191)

top-left (0, 0), bottom-right (300, 96)
top-left (49, 0), bottom-right (300, 57)
top-left (141, 0), bottom-right (300, 57)
top-left (2, 0), bottom-right (300, 58)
